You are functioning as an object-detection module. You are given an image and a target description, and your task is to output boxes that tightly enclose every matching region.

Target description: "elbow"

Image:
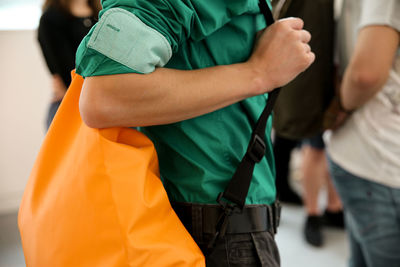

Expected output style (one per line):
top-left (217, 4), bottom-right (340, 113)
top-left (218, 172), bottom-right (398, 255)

top-left (79, 79), bottom-right (112, 129)
top-left (79, 99), bottom-right (105, 129)
top-left (349, 65), bottom-right (387, 91)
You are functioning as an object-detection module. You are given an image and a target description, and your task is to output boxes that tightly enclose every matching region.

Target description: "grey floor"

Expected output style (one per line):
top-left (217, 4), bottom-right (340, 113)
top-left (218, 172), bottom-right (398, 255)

top-left (276, 204), bottom-right (349, 267)
top-left (0, 205), bottom-right (348, 267)
top-left (0, 212), bottom-right (25, 267)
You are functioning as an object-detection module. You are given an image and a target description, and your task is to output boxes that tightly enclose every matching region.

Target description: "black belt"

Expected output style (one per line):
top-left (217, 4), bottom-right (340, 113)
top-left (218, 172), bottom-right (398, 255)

top-left (172, 202), bottom-right (281, 245)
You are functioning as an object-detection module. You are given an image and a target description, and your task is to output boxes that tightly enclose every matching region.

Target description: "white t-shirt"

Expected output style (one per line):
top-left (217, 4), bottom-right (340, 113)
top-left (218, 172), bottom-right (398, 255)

top-left (326, 0), bottom-right (400, 188)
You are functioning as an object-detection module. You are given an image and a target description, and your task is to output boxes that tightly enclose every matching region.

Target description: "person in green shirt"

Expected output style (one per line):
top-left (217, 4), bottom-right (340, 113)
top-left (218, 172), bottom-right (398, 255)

top-left (76, 0), bottom-right (314, 265)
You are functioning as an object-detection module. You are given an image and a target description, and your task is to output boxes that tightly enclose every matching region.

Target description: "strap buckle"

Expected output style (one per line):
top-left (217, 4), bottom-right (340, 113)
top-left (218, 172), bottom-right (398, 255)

top-left (208, 193), bottom-right (241, 250)
top-left (247, 134), bottom-right (266, 163)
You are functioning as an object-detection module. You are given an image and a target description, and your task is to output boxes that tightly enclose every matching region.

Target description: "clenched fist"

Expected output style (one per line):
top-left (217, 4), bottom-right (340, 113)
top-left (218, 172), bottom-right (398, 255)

top-left (247, 17), bottom-right (315, 93)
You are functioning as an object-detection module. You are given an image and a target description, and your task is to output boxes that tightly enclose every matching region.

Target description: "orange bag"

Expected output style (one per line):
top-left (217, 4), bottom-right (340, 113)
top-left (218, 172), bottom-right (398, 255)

top-left (18, 71), bottom-right (205, 267)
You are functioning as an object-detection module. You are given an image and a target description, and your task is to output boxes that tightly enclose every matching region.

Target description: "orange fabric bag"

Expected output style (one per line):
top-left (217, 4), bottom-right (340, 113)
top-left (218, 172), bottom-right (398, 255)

top-left (18, 71), bottom-right (205, 267)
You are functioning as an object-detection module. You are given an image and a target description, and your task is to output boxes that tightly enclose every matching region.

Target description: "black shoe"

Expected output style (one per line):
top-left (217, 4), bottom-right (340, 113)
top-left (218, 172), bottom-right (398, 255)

top-left (304, 215), bottom-right (323, 247)
top-left (278, 189), bottom-right (303, 206)
top-left (322, 210), bottom-right (345, 229)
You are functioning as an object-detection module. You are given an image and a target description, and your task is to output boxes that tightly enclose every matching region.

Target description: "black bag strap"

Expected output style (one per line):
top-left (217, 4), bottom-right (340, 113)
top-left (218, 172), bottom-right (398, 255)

top-left (217, 0), bottom-right (281, 211)
top-left (208, 1), bottom-right (282, 249)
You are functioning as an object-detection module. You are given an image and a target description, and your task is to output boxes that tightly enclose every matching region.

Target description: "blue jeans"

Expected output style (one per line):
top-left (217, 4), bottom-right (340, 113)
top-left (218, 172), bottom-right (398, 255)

top-left (46, 100), bottom-right (61, 130)
top-left (302, 133), bottom-right (325, 150)
top-left (328, 158), bottom-right (400, 267)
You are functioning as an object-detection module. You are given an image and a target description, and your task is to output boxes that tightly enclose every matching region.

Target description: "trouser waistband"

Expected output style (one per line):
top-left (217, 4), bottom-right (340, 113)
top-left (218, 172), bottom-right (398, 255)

top-left (171, 202), bottom-right (281, 245)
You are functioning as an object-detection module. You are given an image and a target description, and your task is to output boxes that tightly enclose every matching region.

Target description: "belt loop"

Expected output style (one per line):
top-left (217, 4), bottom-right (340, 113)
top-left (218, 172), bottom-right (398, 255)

top-left (272, 201), bottom-right (281, 234)
top-left (191, 205), bottom-right (203, 244)
top-left (267, 205), bottom-right (274, 234)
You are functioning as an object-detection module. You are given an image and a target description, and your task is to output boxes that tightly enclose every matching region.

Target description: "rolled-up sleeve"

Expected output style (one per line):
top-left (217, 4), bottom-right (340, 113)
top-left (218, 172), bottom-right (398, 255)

top-left (75, 0), bottom-right (269, 77)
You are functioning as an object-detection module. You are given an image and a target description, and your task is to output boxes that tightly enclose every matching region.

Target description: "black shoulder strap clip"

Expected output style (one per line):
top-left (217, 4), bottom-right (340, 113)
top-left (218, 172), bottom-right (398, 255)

top-left (209, 0), bottom-right (282, 249)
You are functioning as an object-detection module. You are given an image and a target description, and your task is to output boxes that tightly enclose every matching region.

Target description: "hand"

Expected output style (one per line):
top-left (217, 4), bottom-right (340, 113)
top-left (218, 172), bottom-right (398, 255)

top-left (247, 18), bottom-right (315, 93)
top-left (323, 96), bottom-right (351, 131)
top-left (51, 74), bottom-right (67, 102)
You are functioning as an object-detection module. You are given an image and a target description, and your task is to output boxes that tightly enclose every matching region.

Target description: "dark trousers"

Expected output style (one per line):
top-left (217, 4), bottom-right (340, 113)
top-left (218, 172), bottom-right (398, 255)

top-left (172, 202), bottom-right (281, 267)
top-left (273, 134), bottom-right (298, 194)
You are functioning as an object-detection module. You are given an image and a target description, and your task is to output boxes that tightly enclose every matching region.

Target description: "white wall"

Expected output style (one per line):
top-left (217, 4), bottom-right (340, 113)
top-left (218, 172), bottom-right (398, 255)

top-left (0, 30), bottom-right (51, 213)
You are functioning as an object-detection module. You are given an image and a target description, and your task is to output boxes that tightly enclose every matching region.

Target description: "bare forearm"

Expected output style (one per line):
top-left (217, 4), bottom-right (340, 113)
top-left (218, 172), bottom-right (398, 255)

top-left (340, 26), bottom-right (400, 110)
top-left (80, 18), bottom-right (315, 128)
top-left (340, 68), bottom-right (385, 111)
top-left (80, 63), bottom-right (265, 128)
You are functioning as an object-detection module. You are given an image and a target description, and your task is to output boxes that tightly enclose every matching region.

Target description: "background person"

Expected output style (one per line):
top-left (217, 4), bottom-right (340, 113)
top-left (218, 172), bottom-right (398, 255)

top-left (271, 0), bottom-right (344, 247)
top-left (327, 0), bottom-right (400, 266)
top-left (38, 0), bottom-right (101, 129)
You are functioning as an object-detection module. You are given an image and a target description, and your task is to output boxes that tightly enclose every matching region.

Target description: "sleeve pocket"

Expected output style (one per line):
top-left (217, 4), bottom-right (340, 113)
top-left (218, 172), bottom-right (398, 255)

top-left (87, 8), bottom-right (172, 74)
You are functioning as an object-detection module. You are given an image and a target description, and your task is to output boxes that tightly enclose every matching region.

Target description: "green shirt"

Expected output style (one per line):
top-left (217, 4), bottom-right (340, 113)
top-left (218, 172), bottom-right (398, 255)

top-left (76, 0), bottom-right (276, 204)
